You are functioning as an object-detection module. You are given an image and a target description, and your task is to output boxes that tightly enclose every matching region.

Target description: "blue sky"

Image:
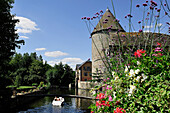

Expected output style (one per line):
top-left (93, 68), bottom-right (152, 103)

top-left (11, 0), bottom-right (169, 69)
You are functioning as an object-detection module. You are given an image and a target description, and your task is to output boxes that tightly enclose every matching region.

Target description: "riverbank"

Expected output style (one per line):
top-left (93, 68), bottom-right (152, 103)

top-left (0, 87), bottom-right (48, 113)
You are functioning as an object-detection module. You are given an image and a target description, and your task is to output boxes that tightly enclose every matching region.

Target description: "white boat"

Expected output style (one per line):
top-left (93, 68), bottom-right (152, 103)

top-left (52, 97), bottom-right (64, 106)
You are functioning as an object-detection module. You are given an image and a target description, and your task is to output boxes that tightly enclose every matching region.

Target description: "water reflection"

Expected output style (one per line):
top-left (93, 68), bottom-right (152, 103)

top-left (16, 88), bottom-right (92, 113)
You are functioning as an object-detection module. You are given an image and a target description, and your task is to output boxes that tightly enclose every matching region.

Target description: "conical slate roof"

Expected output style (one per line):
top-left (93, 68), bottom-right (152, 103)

top-left (92, 8), bottom-right (125, 34)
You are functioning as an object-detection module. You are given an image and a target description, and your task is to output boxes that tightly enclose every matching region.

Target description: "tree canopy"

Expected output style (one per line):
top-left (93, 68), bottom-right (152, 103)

top-left (0, 0), bottom-right (24, 88)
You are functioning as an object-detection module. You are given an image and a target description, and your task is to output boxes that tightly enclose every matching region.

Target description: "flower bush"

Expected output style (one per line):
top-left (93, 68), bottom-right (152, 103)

top-left (83, 0), bottom-right (169, 112)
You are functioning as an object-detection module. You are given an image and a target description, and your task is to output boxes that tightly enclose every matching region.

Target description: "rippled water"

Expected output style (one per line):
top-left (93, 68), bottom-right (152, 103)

top-left (16, 88), bottom-right (92, 113)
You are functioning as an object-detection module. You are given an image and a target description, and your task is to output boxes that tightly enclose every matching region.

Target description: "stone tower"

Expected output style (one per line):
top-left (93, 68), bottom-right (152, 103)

top-left (91, 8), bottom-right (125, 75)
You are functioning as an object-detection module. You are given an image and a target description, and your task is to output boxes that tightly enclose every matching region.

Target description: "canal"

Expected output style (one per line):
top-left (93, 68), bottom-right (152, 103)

top-left (14, 87), bottom-right (92, 113)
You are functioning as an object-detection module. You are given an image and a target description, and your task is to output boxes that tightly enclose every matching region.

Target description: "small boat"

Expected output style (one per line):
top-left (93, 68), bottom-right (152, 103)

top-left (52, 97), bottom-right (64, 106)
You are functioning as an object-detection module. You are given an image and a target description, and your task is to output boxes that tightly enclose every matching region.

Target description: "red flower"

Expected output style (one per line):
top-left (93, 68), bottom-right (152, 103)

top-left (156, 42), bottom-right (161, 47)
top-left (96, 93), bottom-right (105, 100)
top-left (134, 49), bottom-right (146, 58)
top-left (114, 107), bottom-right (126, 113)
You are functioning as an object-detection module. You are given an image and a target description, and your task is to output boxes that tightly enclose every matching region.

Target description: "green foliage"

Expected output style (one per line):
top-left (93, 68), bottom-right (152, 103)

top-left (8, 52), bottom-right (52, 86)
top-left (46, 62), bottom-right (75, 87)
top-left (0, 0), bottom-right (24, 89)
top-left (32, 83), bottom-right (38, 86)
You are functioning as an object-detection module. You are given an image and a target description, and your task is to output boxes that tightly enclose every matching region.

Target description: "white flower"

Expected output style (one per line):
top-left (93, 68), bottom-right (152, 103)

top-left (136, 76), bottom-right (141, 82)
top-left (129, 69), bottom-right (135, 77)
top-left (113, 91), bottom-right (116, 98)
top-left (137, 61), bottom-right (141, 65)
top-left (112, 71), bottom-right (116, 77)
top-left (124, 66), bottom-right (128, 73)
top-left (141, 73), bottom-right (147, 82)
top-left (128, 85), bottom-right (136, 96)
top-left (135, 69), bottom-right (140, 74)
top-left (115, 76), bottom-right (119, 80)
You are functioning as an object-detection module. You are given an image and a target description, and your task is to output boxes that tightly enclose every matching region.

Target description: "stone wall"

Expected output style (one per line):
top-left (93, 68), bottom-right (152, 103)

top-left (78, 81), bottom-right (92, 89)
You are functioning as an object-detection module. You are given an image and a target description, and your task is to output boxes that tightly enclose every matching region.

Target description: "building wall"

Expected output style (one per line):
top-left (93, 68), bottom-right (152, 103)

top-left (78, 81), bottom-right (92, 89)
top-left (92, 33), bottom-right (110, 76)
top-left (80, 62), bottom-right (92, 81)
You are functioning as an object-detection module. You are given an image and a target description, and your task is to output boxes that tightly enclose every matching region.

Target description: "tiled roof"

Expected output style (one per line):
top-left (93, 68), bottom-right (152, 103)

top-left (92, 8), bottom-right (125, 35)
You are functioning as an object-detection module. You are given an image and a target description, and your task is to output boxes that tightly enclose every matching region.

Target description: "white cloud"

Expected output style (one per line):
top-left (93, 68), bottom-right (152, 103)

top-left (44, 51), bottom-right (68, 57)
top-left (145, 23), bottom-right (162, 29)
top-left (14, 16), bottom-right (40, 34)
top-left (48, 58), bottom-right (84, 69)
top-left (35, 48), bottom-right (46, 51)
top-left (145, 25), bottom-right (153, 29)
top-left (143, 30), bottom-right (150, 32)
top-left (61, 58), bottom-right (83, 64)
top-left (20, 36), bottom-right (29, 39)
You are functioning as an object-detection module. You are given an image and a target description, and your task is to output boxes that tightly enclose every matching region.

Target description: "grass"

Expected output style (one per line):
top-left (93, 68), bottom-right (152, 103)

top-left (17, 86), bottom-right (34, 90)
top-left (7, 85), bottom-right (34, 89)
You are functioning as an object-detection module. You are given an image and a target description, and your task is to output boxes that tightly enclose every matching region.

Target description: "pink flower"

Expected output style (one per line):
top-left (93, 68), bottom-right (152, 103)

top-left (100, 10), bottom-right (103, 13)
top-left (154, 47), bottom-right (163, 52)
top-left (157, 9), bottom-right (161, 12)
top-left (87, 17), bottom-right (90, 20)
top-left (106, 85), bottom-right (112, 90)
top-left (151, 1), bottom-right (157, 6)
top-left (107, 78), bottom-right (110, 80)
top-left (143, 3), bottom-right (147, 6)
top-left (136, 5), bottom-right (140, 7)
top-left (139, 29), bottom-right (143, 32)
top-left (138, 21), bottom-right (141, 24)
top-left (157, 53), bottom-right (163, 56)
top-left (108, 95), bottom-right (113, 101)
top-left (95, 12), bottom-right (99, 15)
top-left (152, 54), bottom-right (157, 57)
top-left (150, 6), bottom-right (154, 10)
top-left (122, 34), bottom-right (126, 37)
top-left (127, 14), bottom-right (133, 17)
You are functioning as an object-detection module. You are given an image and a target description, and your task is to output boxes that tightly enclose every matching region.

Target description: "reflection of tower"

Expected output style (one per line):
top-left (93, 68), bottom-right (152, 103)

top-left (75, 89), bottom-right (92, 110)
top-left (91, 8), bottom-right (125, 75)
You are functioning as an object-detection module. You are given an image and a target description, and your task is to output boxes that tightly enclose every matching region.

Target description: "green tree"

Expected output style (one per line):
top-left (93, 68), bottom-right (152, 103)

top-left (61, 64), bottom-right (74, 86)
top-left (0, 0), bottom-right (24, 88)
top-left (28, 60), bottom-right (44, 85)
